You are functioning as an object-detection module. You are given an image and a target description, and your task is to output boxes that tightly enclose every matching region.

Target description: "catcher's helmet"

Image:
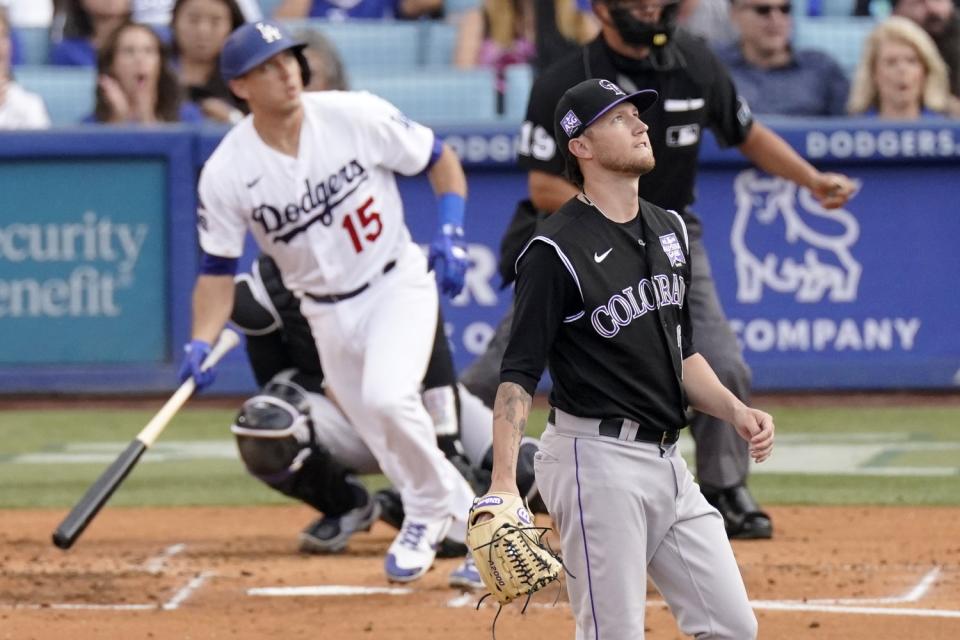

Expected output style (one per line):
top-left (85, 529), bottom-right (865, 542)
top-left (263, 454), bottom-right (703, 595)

top-left (220, 20), bottom-right (311, 86)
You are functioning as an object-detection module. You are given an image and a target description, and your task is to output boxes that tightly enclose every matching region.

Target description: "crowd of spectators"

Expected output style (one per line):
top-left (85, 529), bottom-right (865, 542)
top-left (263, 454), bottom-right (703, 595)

top-left (0, 0), bottom-right (958, 129)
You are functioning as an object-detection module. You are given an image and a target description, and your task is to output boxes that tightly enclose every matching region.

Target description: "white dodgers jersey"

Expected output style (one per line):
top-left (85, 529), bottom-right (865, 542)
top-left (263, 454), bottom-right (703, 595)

top-left (197, 91), bottom-right (434, 295)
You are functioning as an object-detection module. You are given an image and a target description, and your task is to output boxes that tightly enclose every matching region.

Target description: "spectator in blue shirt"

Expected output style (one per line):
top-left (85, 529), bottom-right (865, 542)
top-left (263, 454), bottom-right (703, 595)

top-left (716, 0), bottom-right (850, 116)
top-left (273, 0), bottom-right (442, 20)
top-left (848, 16), bottom-right (959, 118)
top-left (86, 21), bottom-right (201, 123)
top-left (51, 0), bottom-right (131, 66)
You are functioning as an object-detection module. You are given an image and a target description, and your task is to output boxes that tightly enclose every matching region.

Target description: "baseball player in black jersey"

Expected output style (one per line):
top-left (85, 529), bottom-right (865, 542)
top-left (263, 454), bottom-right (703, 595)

top-left (461, 0), bottom-right (857, 539)
top-left (478, 78), bottom-right (775, 640)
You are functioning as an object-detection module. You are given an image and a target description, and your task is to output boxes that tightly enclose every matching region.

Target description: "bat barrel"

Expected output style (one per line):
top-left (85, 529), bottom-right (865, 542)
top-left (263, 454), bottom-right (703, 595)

top-left (52, 440), bottom-right (147, 550)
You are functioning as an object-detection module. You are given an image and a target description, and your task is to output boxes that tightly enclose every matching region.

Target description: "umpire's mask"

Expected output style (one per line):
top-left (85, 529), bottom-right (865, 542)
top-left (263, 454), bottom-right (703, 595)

top-left (596, 0), bottom-right (681, 48)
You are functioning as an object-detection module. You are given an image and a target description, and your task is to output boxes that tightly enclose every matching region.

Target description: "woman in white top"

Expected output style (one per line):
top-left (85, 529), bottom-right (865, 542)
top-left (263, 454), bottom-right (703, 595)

top-left (0, 6), bottom-right (50, 128)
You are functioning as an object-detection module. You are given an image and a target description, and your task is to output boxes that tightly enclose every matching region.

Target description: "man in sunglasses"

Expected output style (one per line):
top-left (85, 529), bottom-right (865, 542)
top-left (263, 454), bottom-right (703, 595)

top-left (717, 0), bottom-right (849, 116)
top-left (463, 0), bottom-right (858, 541)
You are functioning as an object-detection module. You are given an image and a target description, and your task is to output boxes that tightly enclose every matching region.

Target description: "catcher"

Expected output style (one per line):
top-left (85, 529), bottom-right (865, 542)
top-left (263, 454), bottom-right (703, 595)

top-left (469, 80), bottom-right (774, 638)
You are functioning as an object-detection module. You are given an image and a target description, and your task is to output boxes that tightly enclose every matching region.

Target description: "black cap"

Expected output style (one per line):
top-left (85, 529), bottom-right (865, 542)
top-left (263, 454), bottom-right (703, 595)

top-left (554, 79), bottom-right (658, 161)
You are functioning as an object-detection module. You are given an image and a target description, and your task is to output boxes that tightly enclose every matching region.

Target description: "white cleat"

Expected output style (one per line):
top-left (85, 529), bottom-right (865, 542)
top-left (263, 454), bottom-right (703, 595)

top-left (384, 517), bottom-right (451, 583)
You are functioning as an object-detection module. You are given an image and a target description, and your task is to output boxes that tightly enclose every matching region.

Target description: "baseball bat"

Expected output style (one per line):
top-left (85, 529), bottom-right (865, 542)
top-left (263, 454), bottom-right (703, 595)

top-left (52, 328), bottom-right (241, 550)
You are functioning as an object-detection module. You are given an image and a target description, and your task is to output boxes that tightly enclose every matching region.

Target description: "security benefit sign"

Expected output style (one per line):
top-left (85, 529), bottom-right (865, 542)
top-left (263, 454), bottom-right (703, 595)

top-left (699, 166), bottom-right (960, 389)
top-left (0, 160), bottom-right (166, 364)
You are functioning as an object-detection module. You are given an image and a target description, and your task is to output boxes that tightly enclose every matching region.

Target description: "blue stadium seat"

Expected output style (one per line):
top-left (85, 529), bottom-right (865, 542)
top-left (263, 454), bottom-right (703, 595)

top-left (351, 68), bottom-right (498, 125)
top-left (503, 63), bottom-right (533, 123)
top-left (14, 66), bottom-right (96, 126)
top-left (284, 19), bottom-right (421, 72)
top-left (818, 0), bottom-right (856, 16)
top-left (423, 21), bottom-right (458, 66)
top-left (12, 27), bottom-right (51, 65)
top-left (444, 0), bottom-right (480, 14)
top-left (258, 0), bottom-right (286, 16)
top-left (793, 17), bottom-right (877, 77)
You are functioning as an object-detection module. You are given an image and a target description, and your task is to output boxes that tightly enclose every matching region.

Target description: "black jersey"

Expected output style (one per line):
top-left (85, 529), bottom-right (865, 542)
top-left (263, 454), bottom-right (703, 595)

top-left (500, 195), bottom-right (695, 429)
top-left (517, 31), bottom-right (753, 232)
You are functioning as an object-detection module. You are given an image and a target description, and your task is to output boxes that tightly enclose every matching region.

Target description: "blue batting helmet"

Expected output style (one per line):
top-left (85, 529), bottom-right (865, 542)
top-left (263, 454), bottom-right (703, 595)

top-left (220, 20), bottom-right (311, 85)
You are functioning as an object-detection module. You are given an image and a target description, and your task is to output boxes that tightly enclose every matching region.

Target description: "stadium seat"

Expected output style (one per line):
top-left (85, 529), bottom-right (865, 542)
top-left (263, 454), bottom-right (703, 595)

top-left (817, 0), bottom-right (856, 15)
top-left (350, 68), bottom-right (498, 125)
top-left (258, 0), bottom-right (286, 16)
top-left (14, 66), bottom-right (96, 126)
top-left (422, 21), bottom-right (458, 66)
top-left (12, 27), bottom-right (51, 66)
top-left (444, 0), bottom-right (480, 14)
top-left (793, 17), bottom-right (877, 77)
top-left (284, 19), bottom-right (421, 72)
top-left (503, 63), bottom-right (533, 123)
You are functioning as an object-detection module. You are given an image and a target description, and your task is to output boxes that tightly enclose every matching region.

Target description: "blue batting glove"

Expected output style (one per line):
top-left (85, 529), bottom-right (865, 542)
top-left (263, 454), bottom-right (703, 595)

top-left (177, 339), bottom-right (215, 391)
top-left (428, 225), bottom-right (468, 298)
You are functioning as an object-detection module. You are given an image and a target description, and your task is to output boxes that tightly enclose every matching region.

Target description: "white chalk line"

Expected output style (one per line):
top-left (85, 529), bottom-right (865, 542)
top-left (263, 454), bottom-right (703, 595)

top-left (249, 585), bottom-right (412, 597)
top-left (747, 601), bottom-right (960, 618)
top-left (4, 563), bottom-right (951, 619)
top-left (0, 571), bottom-right (214, 612)
top-left (801, 566), bottom-right (941, 605)
top-left (162, 571), bottom-right (214, 610)
top-left (446, 566), bottom-right (958, 619)
top-left (8, 603), bottom-right (156, 611)
top-left (140, 543), bottom-right (187, 574)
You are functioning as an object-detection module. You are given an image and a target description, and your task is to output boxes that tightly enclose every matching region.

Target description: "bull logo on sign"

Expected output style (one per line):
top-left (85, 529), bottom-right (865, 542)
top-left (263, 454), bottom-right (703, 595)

top-left (730, 169), bottom-right (862, 303)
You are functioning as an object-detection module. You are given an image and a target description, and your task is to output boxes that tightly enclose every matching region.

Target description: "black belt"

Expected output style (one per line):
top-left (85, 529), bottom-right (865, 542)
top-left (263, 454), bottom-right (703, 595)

top-left (304, 261), bottom-right (396, 303)
top-left (548, 408), bottom-right (680, 446)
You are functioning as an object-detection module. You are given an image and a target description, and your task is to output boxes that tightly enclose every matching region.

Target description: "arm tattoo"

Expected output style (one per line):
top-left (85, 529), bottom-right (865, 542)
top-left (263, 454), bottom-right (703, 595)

top-left (494, 382), bottom-right (532, 464)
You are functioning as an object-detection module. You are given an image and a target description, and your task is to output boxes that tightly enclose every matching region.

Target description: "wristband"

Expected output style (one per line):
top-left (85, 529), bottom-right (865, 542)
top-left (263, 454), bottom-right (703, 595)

top-left (437, 192), bottom-right (466, 231)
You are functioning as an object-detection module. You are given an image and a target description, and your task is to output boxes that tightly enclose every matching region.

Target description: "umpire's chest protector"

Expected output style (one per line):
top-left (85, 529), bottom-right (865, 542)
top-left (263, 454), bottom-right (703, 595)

top-left (539, 198), bottom-right (692, 385)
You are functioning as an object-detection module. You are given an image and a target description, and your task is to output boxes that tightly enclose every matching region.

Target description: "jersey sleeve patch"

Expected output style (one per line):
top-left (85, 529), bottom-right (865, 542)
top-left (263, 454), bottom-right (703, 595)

top-left (664, 209), bottom-right (689, 252)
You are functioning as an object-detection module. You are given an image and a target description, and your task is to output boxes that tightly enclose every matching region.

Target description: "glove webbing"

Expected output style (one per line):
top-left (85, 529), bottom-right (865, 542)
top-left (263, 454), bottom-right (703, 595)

top-left (473, 523), bottom-right (573, 640)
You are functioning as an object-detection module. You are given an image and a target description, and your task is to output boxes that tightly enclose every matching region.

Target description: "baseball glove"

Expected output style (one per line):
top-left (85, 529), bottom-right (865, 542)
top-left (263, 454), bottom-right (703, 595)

top-left (466, 492), bottom-right (563, 606)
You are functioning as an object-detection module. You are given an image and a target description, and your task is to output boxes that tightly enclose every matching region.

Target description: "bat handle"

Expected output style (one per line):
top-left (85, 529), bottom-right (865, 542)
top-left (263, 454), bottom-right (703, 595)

top-left (201, 328), bottom-right (241, 372)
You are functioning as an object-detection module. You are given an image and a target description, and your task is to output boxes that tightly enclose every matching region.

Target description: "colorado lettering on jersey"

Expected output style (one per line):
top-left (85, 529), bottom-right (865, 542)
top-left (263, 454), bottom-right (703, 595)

top-left (251, 159), bottom-right (368, 243)
top-left (590, 273), bottom-right (687, 338)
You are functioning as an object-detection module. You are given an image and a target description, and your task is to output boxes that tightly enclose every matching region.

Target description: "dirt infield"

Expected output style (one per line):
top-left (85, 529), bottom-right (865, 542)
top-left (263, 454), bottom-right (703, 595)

top-left (1, 505), bottom-right (958, 640)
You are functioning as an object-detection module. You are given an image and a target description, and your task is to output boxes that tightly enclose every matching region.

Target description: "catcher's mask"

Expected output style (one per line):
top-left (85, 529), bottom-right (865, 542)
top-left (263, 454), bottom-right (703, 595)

top-left (231, 376), bottom-right (314, 482)
top-left (595, 0), bottom-right (680, 48)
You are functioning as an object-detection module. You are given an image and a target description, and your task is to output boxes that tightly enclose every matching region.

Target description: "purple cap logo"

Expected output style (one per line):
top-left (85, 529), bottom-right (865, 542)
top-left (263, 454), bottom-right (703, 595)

top-left (561, 110), bottom-right (582, 137)
top-left (475, 495), bottom-right (504, 509)
top-left (599, 79), bottom-right (626, 97)
top-left (517, 507), bottom-right (532, 525)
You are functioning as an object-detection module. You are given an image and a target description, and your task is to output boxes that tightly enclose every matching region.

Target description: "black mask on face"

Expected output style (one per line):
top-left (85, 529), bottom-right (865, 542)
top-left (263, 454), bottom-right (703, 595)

top-left (606, 1), bottom-right (678, 48)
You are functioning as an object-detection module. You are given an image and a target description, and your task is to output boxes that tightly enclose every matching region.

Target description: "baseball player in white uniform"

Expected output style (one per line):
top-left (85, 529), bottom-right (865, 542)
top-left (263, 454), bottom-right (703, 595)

top-left (178, 20), bottom-right (476, 584)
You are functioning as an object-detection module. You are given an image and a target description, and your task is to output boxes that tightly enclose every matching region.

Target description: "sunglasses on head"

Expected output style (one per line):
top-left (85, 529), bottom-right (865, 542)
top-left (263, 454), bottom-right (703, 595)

top-left (746, 2), bottom-right (792, 14)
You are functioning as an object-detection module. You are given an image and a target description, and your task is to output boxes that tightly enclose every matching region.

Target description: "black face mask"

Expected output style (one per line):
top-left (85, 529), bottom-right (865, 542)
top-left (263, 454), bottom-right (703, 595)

top-left (607, 2), bottom-right (677, 48)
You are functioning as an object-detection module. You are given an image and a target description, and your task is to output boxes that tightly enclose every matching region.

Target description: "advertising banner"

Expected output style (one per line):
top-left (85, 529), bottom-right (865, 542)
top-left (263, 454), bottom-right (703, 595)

top-left (0, 160), bottom-right (167, 364)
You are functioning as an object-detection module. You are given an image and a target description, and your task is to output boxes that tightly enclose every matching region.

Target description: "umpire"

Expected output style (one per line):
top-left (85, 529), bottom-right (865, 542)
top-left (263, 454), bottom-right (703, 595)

top-left (461, 0), bottom-right (857, 539)
top-left (483, 78), bottom-right (774, 640)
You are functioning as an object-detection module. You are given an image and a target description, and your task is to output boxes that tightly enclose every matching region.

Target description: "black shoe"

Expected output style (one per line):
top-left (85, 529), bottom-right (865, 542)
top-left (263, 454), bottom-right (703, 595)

top-left (299, 493), bottom-right (381, 554)
top-left (436, 537), bottom-right (468, 558)
top-left (703, 484), bottom-right (773, 540)
top-left (374, 488), bottom-right (405, 531)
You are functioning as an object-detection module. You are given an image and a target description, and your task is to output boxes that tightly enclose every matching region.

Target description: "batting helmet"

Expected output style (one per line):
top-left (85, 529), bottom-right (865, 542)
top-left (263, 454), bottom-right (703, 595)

top-left (220, 20), bottom-right (311, 86)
